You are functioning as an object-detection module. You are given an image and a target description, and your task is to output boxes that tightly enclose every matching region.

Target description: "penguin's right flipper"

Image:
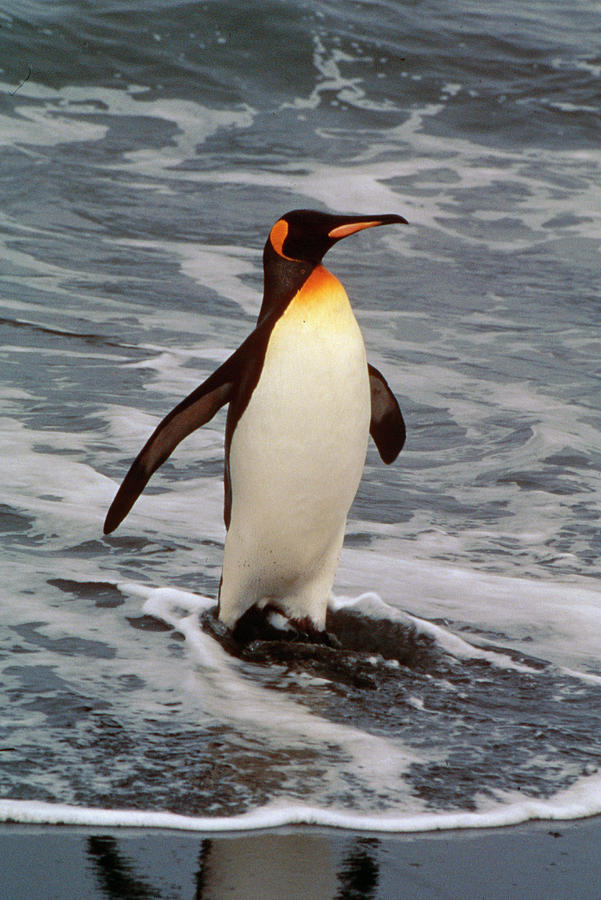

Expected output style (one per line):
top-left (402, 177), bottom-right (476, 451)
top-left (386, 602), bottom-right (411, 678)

top-left (103, 375), bottom-right (234, 535)
top-left (368, 363), bottom-right (406, 464)
top-left (103, 315), bottom-right (278, 535)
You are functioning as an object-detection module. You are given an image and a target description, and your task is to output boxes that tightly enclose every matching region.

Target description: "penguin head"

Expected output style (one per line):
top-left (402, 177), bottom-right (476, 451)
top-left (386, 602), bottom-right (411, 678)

top-left (267, 209), bottom-right (408, 264)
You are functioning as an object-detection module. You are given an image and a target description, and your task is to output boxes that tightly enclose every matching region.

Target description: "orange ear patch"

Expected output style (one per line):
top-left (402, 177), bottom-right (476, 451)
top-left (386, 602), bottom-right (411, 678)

top-left (269, 219), bottom-right (290, 257)
top-left (328, 221), bottom-right (381, 239)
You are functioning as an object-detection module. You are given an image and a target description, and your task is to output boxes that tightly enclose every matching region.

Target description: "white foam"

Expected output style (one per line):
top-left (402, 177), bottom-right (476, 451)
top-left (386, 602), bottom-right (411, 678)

top-left (117, 583), bottom-right (422, 805)
top-left (0, 416), bottom-right (116, 534)
top-left (116, 237), bottom-right (260, 315)
top-left (286, 34), bottom-right (396, 113)
top-left (0, 101), bottom-right (107, 147)
top-left (332, 592), bottom-right (543, 674)
top-left (0, 80), bottom-right (254, 162)
top-left (552, 56), bottom-right (601, 78)
top-left (3, 769), bottom-right (601, 833)
top-left (336, 551), bottom-right (601, 678)
top-left (170, 100), bottom-right (601, 253)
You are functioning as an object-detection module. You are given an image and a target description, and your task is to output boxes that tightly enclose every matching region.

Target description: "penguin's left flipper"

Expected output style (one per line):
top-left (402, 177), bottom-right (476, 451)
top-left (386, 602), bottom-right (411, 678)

top-left (368, 363), bottom-right (406, 464)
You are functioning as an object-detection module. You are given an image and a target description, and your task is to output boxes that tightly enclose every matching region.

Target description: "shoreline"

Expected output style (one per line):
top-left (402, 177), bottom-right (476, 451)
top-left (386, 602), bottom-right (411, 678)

top-left (2, 815), bottom-right (601, 899)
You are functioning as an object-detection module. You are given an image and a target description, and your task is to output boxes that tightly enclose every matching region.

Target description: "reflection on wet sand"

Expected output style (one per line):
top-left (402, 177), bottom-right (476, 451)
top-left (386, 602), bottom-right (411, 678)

top-left (87, 832), bottom-right (381, 899)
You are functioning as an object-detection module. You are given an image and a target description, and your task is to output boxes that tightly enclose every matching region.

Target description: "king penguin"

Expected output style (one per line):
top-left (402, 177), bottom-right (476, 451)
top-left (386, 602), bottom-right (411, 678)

top-left (104, 210), bottom-right (408, 642)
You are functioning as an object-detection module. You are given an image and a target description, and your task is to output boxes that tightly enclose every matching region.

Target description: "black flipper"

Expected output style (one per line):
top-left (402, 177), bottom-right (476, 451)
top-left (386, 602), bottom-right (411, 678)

top-left (368, 363), bottom-right (406, 464)
top-left (104, 309), bottom-right (287, 535)
top-left (104, 376), bottom-right (233, 534)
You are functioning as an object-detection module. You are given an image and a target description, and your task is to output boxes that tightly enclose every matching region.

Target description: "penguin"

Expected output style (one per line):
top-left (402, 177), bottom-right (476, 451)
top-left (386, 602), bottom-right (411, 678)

top-left (104, 210), bottom-right (407, 643)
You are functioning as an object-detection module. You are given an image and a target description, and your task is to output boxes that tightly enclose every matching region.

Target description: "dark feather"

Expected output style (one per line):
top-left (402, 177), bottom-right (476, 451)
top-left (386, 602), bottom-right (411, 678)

top-left (368, 364), bottom-right (405, 464)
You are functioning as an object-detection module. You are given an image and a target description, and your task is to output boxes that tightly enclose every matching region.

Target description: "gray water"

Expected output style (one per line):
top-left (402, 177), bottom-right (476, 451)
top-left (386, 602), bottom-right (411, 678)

top-left (1, 0), bottom-right (600, 832)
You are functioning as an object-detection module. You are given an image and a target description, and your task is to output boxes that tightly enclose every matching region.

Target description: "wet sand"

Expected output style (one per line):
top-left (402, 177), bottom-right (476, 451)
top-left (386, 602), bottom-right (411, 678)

top-left (1, 816), bottom-right (601, 898)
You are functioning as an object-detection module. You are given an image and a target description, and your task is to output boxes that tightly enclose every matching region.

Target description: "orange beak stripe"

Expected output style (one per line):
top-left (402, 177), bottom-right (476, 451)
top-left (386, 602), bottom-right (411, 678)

top-left (327, 221), bottom-right (382, 240)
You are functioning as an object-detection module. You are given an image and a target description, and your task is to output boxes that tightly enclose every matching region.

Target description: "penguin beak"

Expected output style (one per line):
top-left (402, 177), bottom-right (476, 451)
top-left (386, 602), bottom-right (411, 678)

top-left (328, 214), bottom-right (408, 240)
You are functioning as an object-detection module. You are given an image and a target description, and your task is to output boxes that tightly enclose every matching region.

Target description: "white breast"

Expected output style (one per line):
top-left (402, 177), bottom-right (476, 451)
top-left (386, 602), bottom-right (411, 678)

top-left (219, 266), bottom-right (371, 629)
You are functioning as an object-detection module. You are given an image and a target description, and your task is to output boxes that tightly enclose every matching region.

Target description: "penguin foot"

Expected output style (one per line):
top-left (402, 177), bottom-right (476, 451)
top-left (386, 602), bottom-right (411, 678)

top-left (285, 617), bottom-right (342, 649)
top-left (225, 603), bottom-right (341, 649)
top-left (199, 606), bottom-right (333, 658)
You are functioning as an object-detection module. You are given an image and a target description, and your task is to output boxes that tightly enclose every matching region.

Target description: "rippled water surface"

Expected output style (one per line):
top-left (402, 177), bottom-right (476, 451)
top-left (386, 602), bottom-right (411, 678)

top-left (1, 0), bottom-right (600, 833)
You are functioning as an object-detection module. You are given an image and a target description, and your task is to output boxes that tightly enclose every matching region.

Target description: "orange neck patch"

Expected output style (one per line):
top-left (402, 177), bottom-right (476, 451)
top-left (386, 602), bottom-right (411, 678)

top-left (291, 265), bottom-right (347, 313)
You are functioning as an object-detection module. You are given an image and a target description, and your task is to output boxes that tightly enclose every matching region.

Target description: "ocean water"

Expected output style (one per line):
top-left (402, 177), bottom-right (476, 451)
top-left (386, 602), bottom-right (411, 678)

top-left (1, 0), bottom-right (601, 845)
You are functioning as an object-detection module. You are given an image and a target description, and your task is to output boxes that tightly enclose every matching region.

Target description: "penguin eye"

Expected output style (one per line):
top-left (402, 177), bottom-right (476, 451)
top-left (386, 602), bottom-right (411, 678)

top-left (269, 219), bottom-right (290, 258)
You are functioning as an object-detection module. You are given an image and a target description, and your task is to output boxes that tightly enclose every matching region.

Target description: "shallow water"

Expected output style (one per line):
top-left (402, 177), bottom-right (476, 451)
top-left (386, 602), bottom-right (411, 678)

top-left (1, 0), bottom-right (600, 833)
